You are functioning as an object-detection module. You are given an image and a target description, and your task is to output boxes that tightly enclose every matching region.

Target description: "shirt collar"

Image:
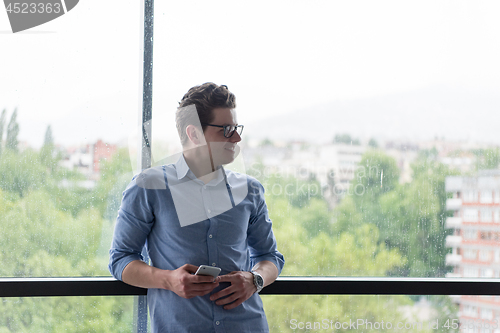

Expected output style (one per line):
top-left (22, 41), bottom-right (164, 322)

top-left (175, 154), bottom-right (232, 188)
top-left (175, 154), bottom-right (191, 180)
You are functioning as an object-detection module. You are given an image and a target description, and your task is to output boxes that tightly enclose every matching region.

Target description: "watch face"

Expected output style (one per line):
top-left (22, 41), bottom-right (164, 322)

top-left (256, 274), bottom-right (263, 286)
top-left (253, 272), bottom-right (264, 288)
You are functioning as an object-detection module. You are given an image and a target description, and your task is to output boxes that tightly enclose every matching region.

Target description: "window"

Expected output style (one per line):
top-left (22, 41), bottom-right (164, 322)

top-left (3, 0), bottom-right (500, 331)
top-left (1, 0), bottom-right (140, 330)
top-left (1, 0), bottom-right (139, 278)
top-left (481, 191), bottom-right (493, 204)
top-left (482, 269), bottom-right (494, 277)
top-left (465, 209), bottom-right (479, 223)
top-left (482, 208), bottom-right (493, 222)
top-left (464, 249), bottom-right (477, 260)
top-left (464, 268), bottom-right (479, 278)
top-left (481, 309), bottom-right (493, 320)
top-left (465, 191), bottom-right (479, 203)
top-left (464, 229), bottom-right (478, 240)
top-left (464, 305), bottom-right (478, 317)
top-left (479, 250), bottom-right (491, 262)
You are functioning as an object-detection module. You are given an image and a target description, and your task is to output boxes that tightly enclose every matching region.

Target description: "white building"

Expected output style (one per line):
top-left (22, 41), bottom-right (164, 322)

top-left (445, 170), bottom-right (500, 332)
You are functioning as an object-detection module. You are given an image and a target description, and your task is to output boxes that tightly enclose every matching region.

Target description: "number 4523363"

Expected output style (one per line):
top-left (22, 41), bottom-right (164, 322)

top-left (6, 3), bottom-right (62, 14)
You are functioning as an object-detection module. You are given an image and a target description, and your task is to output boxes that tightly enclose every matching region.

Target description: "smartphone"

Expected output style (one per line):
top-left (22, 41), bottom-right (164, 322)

top-left (195, 265), bottom-right (221, 278)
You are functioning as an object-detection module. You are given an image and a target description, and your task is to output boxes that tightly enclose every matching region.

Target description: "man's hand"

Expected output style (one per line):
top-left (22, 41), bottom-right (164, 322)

top-left (210, 271), bottom-right (256, 310)
top-left (165, 264), bottom-right (220, 299)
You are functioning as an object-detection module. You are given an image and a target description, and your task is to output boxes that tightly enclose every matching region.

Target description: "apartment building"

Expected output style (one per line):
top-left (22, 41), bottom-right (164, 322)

top-left (445, 170), bottom-right (500, 331)
top-left (59, 139), bottom-right (117, 185)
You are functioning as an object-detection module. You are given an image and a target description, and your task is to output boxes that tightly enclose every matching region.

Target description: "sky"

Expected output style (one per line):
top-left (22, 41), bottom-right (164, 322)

top-left (2, 0), bottom-right (500, 151)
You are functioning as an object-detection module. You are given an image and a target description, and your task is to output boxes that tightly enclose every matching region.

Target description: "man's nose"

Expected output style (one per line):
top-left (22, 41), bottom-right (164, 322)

top-left (230, 130), bottom-right (242, 143)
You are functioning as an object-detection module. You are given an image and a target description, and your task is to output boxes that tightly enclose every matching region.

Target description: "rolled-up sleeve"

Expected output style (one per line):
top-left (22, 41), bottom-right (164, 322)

top-left (108, 177), bottom-right (155, 281)
top-left (247, 179), bottom-right (285, 275)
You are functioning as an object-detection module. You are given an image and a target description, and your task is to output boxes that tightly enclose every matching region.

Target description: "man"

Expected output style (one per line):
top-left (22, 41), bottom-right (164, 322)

top-left (109, 83), bottom-right (284, 332)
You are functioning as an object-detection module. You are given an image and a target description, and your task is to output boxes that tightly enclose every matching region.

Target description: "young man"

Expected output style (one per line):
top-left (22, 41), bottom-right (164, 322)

top-left (109, 83), bottom-right (284, 332)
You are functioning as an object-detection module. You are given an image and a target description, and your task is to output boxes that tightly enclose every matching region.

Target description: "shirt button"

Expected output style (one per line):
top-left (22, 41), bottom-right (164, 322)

top-left (216, 321), bottom-right (220, 325)
top-left (207, 209), bottom-right (211, 213)
top-left (209, 234), bottom-right (213, 238)
top-left (212, 263), bottom-right (216, 266)
top-left (203, 185), bottom-right (207, 189)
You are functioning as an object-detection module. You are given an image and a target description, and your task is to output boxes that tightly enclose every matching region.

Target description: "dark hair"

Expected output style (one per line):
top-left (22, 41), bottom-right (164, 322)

top-left (176, 82), bottom-right (236, 146)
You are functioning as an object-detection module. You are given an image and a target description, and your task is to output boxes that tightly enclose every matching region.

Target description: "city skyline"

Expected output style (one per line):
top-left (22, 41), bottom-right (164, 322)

top-left (4, 82), bottom-right (500, 153)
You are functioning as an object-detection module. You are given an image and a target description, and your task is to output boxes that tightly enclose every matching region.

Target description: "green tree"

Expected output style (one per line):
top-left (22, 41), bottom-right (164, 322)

top-left (305, 224), bottom-right (405, 276)
top-left (259, 138), bottom-right (274, 147)
top-left (43, 125), bottom-right (53, 147)
top-left (261, 174), bottom-right (323, 209)
top-left (40, 125), bottom-right (59, 172)
top-left (0, 116), bottom-right (138, 331)
top-left (368, 138), bottom-right (379, 148)
top-left (0, 149), bottom-right (47, 198)
top-left (378, 179), bottom-right (442, 276)
top-left (334, 133), bottom-right (360, 145)
top-left (473, 148), bottom-right (500, 170)
top-left (337, 150), bottom-right (455, 277)
top-left (332, 195), bottom-right (364, 234)
top-left (400, 156), bottom-right (457, 276)
top-left (90, 147), bottom-right (133, 219)
top-left (0, 292), bottom-right (134, 332)
top-left (0, 146), bottom-right (136, 331)
top-left (6, 108), bottom-right (19, 152)
top-left (350, 150), bottom-right (400, 215)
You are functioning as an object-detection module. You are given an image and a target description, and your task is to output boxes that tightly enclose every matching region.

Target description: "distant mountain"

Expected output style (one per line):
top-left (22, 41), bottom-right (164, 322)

top-left (246, 85), bottom-right (500, 145)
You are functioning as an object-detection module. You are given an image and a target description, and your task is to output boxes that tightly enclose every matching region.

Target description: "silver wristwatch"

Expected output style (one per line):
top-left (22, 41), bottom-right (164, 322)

top-left (251, 271), bottom-right (264, 293)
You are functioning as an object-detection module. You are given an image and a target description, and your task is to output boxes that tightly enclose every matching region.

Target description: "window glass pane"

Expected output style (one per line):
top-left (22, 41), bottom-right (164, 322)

top-left (0, 0), bottom-right (141, 277)
top-left (263, 295), bottom-right (500, 333)
top-left (153, 0), bottom-right (500, 279)
top-left (2, 294), bottom-right (499, 333)
top-left (0, 296), bottom-right (137, 332)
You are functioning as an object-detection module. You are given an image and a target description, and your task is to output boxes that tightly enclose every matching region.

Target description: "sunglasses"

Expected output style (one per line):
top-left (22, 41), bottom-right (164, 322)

top-left (202, 123), bottom-right (244, 138)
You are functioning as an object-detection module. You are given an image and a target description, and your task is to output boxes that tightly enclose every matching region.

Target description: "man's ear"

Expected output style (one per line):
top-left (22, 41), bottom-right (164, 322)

top-left (186, 125), bottom-right (205, 146)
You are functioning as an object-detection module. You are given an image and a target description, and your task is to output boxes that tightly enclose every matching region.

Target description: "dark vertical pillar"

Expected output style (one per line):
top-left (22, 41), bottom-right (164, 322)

top-left (134, 0), bottom-right (153, 332)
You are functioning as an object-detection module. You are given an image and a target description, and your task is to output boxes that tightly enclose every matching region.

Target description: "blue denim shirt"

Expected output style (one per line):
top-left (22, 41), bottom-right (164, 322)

top-left (109, 155), bottom-right (285, 333)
